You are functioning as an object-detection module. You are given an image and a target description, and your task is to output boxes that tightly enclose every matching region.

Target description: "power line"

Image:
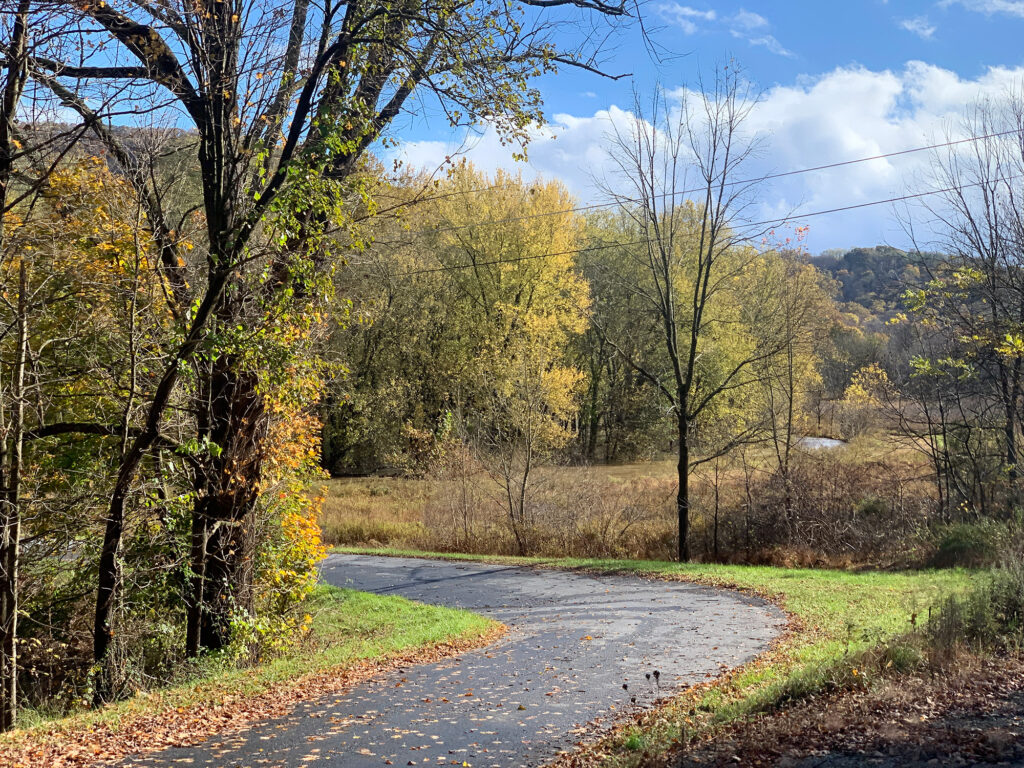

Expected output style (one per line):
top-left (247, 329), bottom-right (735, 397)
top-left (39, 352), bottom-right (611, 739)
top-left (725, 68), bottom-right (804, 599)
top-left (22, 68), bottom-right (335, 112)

top-left (387, 172), bottom-right (1020, 278)
top-left (397, 129), bottom-right (1019, 238)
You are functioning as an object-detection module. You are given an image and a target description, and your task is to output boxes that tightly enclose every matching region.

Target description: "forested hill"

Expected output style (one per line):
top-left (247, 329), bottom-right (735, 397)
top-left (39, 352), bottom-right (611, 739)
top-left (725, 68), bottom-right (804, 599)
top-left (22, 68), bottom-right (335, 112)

top-left (811, 245), bottom-right (943, 317)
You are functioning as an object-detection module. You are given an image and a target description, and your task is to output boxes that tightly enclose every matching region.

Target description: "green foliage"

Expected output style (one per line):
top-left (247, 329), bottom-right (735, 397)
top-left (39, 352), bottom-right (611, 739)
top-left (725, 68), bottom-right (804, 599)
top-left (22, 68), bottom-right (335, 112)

top-left (622, 730), bottom-right (644, 751)
top-left (930, 521), bottom-right (1009, 568)
top-left (927, 558), bottom-right (1024, 652)
top-left (11, 585), bottom-right (496, 742)
top-left (3, 0), bottom-right (635, 728)
top-left (574, 212), bottom-right (674, 461)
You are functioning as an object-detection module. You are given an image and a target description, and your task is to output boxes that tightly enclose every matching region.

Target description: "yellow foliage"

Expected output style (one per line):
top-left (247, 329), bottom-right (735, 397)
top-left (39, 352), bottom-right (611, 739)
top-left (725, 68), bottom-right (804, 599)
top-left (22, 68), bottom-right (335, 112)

top-left (427, 162), bottom-right (590, 454)
top-left (843, 363), bottom-right (891, 407)
top-left (257, 335), bottom-right (329, 626)
top-left (996, 332), bottom-right (1024, 360)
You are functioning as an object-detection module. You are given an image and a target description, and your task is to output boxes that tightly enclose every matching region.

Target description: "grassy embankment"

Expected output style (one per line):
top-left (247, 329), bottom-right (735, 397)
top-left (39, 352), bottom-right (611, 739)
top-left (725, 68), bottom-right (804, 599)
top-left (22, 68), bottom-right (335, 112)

top-left (335, 546), bottom-right (977, 766)
top-left (1, 585), bottom-right (499, 767)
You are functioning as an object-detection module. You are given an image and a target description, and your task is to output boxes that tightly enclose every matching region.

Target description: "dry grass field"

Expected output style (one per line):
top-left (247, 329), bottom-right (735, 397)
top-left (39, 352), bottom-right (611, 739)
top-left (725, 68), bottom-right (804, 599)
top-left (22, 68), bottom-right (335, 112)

top-left (320, 459), bottom-right (680, 555)
top-left (319, 438), bottom-right (940, 565)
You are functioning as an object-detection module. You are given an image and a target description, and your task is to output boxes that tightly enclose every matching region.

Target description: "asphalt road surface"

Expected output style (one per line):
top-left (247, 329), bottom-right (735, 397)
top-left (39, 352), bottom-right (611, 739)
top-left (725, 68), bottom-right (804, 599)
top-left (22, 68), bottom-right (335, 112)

top-left (123, 555), bottom-right (785, 768)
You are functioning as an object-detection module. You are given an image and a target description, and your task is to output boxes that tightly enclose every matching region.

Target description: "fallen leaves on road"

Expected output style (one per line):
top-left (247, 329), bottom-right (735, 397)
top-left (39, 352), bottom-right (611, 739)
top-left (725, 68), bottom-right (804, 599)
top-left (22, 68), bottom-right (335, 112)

top-left (0, 623), bottom-right (506, 768)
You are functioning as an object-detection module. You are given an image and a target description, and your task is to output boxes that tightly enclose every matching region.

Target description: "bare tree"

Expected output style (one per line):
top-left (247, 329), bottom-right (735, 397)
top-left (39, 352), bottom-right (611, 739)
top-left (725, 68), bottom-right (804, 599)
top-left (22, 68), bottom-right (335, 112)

top-left (755, 252), bottom-right (834, 529)
top-left (597, 69), bottom-right (780, 561)
top-left (0, 1), bottom-right (29, 730)
top-left (0, 261), bottom-right (26, 732)
top-left (901, 94), bottom-right (1024, 516)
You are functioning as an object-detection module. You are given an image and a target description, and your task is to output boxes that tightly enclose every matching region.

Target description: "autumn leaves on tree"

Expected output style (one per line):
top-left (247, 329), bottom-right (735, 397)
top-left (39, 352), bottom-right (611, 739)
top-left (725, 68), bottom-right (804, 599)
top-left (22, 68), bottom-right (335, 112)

top-left (10, 0), bottom-right (1019, 738)
top-left (0, 0), bottom-right (634, 728)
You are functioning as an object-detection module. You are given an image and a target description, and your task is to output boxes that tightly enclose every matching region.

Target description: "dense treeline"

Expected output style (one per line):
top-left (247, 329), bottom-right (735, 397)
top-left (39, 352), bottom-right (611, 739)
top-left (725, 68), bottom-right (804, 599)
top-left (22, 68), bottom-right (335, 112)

top-left (322, 100), bottom-right (1024, 568)
top-left (814, 245), bottom-right (933, 318)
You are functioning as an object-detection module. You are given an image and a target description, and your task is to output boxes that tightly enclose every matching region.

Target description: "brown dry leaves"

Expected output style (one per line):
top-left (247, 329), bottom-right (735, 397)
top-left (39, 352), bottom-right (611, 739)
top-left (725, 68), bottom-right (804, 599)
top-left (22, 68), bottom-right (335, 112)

top-left (634, 654), bottom-right (1024, 768)
top-left (0, 623), bottom-right (506, 768)
top-left (668, 655), bottom-right (1024, 768)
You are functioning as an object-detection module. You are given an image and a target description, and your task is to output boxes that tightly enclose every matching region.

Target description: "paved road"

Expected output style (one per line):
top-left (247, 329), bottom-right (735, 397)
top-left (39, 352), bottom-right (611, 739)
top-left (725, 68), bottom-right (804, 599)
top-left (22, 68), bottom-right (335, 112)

top-left (124, 555), bottom-right (785, 768)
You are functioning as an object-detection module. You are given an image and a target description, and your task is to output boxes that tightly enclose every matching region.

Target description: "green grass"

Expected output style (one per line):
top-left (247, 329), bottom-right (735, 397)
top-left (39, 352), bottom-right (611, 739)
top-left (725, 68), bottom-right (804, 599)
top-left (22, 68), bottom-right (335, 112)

top-left (3, 585), bottom-right (497, 754)
top-left (336, 546), bottom-right (978, 766)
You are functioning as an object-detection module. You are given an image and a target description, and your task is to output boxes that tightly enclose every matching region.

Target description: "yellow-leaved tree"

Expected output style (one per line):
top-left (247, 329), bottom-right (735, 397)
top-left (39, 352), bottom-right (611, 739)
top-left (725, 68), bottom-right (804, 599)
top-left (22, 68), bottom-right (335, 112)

top-left (431, 163), bottom-right (590, 554)
top-left (597, 72), bottom-right (811, 561)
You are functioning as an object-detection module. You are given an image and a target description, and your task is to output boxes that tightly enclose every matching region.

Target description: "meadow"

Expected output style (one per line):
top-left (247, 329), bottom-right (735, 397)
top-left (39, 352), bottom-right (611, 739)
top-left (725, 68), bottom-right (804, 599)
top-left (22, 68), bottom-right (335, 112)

top-left (320, 437), bottom-right (947, 568)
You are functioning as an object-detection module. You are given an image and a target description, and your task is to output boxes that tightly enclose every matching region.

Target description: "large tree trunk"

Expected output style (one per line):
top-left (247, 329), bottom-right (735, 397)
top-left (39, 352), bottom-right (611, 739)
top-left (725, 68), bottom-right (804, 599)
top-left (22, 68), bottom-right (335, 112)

top-left (186, 358), bottom-right (266, 654)
top-left (191, 489), bottom-right (258, 651)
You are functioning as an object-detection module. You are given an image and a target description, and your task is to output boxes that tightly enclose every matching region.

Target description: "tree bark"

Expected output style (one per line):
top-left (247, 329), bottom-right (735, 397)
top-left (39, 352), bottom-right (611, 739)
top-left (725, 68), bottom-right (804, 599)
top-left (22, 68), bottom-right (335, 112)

top-left (0, 262), bottom-right (27, 730)
top-left (186, 358), bottom-right (266, 654)
top-left (0, 0), bottom-right (30, 237)
top-left (677, 415), bottom-right (690, 562)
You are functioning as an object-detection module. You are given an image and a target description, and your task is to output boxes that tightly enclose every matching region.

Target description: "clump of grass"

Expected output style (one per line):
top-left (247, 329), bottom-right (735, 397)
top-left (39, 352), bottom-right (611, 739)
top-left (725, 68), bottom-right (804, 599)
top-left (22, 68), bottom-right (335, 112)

top-left (621, 730), bottom-right (645, 751)
top-left (929, 520), bottom-right (1010, 568)
top-left (928, 557), bottom-right (1024, 654)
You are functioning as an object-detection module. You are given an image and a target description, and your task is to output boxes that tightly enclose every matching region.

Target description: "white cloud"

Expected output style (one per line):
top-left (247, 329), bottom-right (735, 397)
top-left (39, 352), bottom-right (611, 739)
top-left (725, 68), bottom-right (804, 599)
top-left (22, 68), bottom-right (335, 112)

top-left (393, 63), bottom-right (1024, 251)
top-left (940, 0), bottom-right (1024, 17)
top-left (731, 10), bottom-right (769, 30)
top-left (746, 34), bottom-right (794, 57)
top-left (727, 10), bottom-right (793, 57)
top-left (656, 3), bottom-right (716, 34)
top-left (657, 6), bottom-right (793, 57)
top-left (900, 16), bottom-right (937, 39)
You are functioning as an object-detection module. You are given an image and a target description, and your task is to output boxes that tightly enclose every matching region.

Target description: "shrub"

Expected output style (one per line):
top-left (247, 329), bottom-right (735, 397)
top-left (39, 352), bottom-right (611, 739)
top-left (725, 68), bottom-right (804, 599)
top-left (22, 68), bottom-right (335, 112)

top-left (689, 450), bottom-right (931, 565)
top-left (928, 557), bottom-right (1024, 654)
top-left (929, 521), bottom-right (1007, 568)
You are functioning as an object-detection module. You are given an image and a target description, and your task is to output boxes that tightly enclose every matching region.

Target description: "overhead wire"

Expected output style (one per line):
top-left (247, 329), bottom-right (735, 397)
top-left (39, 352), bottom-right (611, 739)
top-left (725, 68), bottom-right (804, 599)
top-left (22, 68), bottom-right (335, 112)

top-left (394, 128), bottom-right (1019, 238)
top-left (388, 172), bottom-right (1022, 277)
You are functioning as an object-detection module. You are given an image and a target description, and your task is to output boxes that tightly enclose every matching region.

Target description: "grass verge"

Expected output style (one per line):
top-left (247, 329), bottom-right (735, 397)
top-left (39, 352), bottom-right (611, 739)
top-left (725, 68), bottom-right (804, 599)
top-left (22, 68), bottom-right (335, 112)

top-left (0, 585), bottom-right (502, 768)
top-left (334, 546), bottom-right (977, 767)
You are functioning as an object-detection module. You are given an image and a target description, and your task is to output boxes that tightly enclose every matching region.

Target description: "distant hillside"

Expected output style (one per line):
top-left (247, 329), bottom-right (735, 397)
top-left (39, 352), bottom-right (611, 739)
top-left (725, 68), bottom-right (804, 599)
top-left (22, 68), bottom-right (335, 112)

top-left (811, 245), bottom-right (942, 319)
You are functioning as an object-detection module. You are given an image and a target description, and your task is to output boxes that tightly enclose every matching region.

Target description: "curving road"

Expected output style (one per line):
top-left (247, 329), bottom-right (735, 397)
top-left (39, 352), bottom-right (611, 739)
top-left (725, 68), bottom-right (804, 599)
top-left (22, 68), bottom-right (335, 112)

top-left (123, 554), bottom-right (785, 768)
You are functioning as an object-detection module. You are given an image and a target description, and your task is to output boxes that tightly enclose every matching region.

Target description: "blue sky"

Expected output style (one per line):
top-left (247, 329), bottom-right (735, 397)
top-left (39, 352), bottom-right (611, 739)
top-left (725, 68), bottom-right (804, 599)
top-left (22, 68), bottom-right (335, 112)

top-left (395, 0), bottom-right (1024, 253)
top-left (541, 1), bottom-right (1018, 117)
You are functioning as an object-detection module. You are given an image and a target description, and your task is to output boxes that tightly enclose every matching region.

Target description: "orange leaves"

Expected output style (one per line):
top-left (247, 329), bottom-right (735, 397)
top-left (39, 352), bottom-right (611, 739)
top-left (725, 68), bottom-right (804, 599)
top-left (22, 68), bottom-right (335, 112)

top-left (266, 413), bottom-right (323, 475)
